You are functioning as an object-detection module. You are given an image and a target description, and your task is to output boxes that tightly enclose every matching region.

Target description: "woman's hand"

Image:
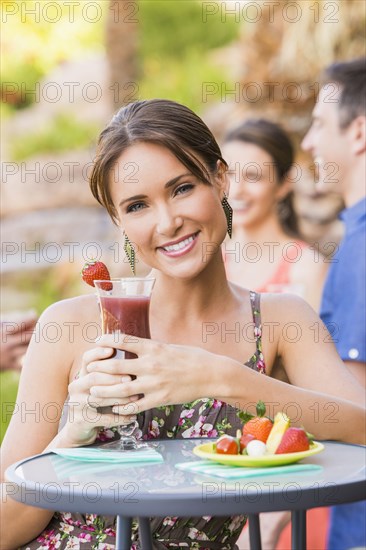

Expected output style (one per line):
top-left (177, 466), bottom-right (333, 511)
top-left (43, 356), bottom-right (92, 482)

top-left (62, 346), bottom-right (140, 446)
top-left (86, 334), bottom-right (222, 417)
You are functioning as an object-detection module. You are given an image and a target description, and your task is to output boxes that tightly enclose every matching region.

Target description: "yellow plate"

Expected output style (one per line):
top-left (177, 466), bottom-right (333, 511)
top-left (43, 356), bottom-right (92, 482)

top-left (193, 441), bottom-right (324, 467)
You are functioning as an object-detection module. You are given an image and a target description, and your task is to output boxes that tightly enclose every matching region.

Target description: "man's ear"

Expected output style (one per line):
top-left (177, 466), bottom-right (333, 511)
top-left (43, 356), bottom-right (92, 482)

top-left (216, 159), bottom-right (230, 197)
top-left (349, 115), bottom-right (366, 156)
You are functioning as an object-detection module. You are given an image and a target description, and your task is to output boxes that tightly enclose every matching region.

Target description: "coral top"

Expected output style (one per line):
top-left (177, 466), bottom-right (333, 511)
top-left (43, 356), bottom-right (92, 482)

top-left (256, 240), bottom-right (308, 293)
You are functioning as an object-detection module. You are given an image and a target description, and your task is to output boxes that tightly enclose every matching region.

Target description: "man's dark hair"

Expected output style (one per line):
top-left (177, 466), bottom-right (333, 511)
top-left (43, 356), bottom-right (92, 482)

top-left (321, 57), bottom-right (366, 129)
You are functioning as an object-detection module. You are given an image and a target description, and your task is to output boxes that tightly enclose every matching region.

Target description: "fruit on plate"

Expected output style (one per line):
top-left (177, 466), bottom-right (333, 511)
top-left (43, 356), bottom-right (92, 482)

top-left (239, 432), bottom-right (255, 452)
top-left (265, 411), bottom-right (290, 454)
top-left (81, 261), bottom-right (112, 291)
top-left (243, 416), bottom-right (273, 443)
top-left (276, 427), bottom-right (310, 454)
top-left (246, 440), bottom-right (267, 457)
top-left (242, 400), bottom-right (273, 443)
top-left (213, 401), bottom-right (315, 457)
top-left (215, 435), bottom-right (240, 455)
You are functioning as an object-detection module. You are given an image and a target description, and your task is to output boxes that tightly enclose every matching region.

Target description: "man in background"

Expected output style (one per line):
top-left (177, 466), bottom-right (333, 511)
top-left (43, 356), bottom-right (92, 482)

top-left (302, 57), bottom-right (366, 550)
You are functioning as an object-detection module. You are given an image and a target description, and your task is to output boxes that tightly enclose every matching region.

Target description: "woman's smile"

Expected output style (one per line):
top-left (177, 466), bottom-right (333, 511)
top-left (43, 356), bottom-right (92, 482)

top-left (157, 231), bottom-right (200, 257)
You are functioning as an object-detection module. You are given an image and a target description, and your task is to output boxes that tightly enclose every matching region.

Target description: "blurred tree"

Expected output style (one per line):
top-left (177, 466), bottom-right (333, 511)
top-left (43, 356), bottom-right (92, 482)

top-left (215, 0), bottom-right (366, 134)
top-left (207, 0), bottom-right (365, 248)
top-left (105, 0), bottom-right (140, 110)
top-left (104, 0), bottom-right (239, 112)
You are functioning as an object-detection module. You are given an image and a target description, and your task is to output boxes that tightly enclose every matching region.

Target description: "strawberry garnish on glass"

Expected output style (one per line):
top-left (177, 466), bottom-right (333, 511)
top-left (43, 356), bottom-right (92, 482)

top-left (81, 261), bottom-right (112, 291)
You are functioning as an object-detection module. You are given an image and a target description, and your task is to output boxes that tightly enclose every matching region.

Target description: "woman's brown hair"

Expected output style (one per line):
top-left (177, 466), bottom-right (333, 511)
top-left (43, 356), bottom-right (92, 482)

top-left (90, 99), bottom-right (227, 223)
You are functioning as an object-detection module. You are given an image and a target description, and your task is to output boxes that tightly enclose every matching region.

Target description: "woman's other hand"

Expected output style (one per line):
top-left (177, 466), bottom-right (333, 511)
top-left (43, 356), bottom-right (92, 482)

top-left (63, 346), bottom-right (139, 446)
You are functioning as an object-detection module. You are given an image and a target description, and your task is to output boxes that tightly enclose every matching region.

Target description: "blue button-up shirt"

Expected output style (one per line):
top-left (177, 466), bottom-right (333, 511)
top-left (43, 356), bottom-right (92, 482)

top-left (321, 198), bottom-right (366, 550)
top-left (320, 197), bottom-right (366, 362)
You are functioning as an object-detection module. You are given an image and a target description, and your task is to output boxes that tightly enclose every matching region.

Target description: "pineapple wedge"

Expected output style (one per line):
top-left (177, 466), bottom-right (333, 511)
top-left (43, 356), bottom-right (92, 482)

top-left (266, 412), bottom-right (290, 454)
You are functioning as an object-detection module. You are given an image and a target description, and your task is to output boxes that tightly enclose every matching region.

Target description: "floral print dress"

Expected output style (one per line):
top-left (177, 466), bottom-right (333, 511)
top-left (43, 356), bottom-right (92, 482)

top-left (21, 292), bottom-right (266, 550)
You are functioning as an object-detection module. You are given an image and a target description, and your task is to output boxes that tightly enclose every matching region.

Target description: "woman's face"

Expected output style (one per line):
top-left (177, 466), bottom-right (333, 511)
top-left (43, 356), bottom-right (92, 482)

top-left (109, 142), bottom-right (228, 279)
top-left (222, 141), bottom-right (284, 230)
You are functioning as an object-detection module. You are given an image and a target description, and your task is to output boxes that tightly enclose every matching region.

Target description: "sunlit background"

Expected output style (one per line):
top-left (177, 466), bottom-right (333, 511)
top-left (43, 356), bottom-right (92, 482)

top-left (2, 0), bottom-right (365, 310)
top-left (1, 0), bottom-right (365, 437)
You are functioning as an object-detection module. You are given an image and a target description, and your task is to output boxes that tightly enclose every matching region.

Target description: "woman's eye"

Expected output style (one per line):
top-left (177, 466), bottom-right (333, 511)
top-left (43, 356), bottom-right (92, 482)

top-left (126, 202), bottom-right (146, 213)
top-left (174, 183), bottom-right (194, 196)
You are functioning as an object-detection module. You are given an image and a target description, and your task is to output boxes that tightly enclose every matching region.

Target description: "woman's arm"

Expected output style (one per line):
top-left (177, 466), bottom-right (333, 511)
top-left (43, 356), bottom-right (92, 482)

top-left (1, 301), bottom-right (74, 549)
top-left (88, 295), bottom-right (365, 445)
top-left (222, 295), bottom-right (365, 442)
top-left (0, 296), bottom-right (130, 550)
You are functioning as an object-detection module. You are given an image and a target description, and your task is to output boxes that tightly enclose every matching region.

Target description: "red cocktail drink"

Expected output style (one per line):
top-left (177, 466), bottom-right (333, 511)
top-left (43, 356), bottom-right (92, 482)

top-left (94, 277), bottom-right (155, 450)
top-left (99, 295), bottom-right (151, 358)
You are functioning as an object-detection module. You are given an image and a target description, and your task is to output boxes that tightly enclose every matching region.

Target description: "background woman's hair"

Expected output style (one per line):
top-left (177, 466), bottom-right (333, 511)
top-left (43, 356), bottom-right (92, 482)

top-left (224, 118), bottom-right (300, 238)
top-left (90, 99), bottom-right (227, 223)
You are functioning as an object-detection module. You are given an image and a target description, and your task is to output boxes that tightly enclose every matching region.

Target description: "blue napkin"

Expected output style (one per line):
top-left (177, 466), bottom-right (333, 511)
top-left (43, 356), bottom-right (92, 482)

top-left (176, 460), bottom-right (322, 479)
top-left (52, 446), bottom-right (163, 464)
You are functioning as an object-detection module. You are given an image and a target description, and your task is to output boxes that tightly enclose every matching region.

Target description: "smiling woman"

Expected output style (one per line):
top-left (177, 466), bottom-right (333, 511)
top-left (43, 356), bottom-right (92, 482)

top-left (221, 119), bottom-right (328, 312)
top-left (1, 99), bottom-right (365, 550)
top-left (108, 141), bottom-right (228, 280)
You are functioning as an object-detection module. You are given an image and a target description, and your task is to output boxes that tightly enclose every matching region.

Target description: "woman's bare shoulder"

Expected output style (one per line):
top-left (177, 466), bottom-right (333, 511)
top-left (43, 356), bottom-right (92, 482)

top-left (229, 284), bottom-right (315, 321)
top-left (39, 293), bottom-right (100, 324)
top-left (259, 291), bottom-right (318, 323)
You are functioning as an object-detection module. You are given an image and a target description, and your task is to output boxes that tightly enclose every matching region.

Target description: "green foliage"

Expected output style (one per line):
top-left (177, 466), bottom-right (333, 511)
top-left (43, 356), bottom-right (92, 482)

top-left (6, 266), bottom-right (79, 316)
top-left (12, 114), bottom-right (99, 161)
top-left (256, 400), bottom-right (266, 417)
top-left (237, 410), bottom-right (254, 424)
top-left (1, 0), bottom-right (105, 108)
top-left (30, 273), bottom-right (69, 315)
top-left (139, 1), bottom-right (238, 112)
top-left (3, 0), bottom-right (239, 156)
top-left (139, 0), bottom-right (238, 59)
top-left (139, 51), bottom-right (227, 113)
top-left (0, 371), bottom-right (20, 444)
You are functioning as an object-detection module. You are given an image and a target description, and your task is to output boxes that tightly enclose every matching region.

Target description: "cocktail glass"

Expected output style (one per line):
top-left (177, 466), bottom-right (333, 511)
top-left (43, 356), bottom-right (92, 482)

top-left (94, 277), bottom-right (155, 450)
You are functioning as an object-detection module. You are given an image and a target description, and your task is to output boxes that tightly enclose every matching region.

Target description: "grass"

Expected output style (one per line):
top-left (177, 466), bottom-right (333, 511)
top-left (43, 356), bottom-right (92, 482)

top-left (0, 371), bottom-right (20, 444)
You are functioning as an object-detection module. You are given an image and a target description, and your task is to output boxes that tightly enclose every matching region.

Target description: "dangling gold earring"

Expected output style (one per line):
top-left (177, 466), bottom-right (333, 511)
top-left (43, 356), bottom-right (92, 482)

top-left (222, 193), bottom-right (233, 238)
top-left (123, 233), bottom-right (136, 275)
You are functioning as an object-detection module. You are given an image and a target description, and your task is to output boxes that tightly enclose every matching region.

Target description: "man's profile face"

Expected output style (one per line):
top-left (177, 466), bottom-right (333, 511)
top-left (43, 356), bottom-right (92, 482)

top-left (301, 84), bottom-right (352, 195)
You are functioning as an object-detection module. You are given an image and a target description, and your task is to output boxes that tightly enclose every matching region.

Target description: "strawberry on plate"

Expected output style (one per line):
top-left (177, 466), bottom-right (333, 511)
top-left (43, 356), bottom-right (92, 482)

top-left (275, 427), bottom-right (310, 454)
top-left (81, 261), bottom-right (112, 291)
top-left (242, 401), bottom-right (273, 443)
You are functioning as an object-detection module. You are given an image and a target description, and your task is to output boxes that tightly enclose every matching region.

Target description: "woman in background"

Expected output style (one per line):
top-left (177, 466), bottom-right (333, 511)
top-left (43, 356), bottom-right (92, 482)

top-left (222, 120), bottom-right (330, 549)
top-left (222, 119), bottom-right (328, 312)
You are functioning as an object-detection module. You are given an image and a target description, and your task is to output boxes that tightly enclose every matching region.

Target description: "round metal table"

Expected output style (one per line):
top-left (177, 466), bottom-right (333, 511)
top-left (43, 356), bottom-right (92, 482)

top-left (5, 438), bottom-right (366, 549)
